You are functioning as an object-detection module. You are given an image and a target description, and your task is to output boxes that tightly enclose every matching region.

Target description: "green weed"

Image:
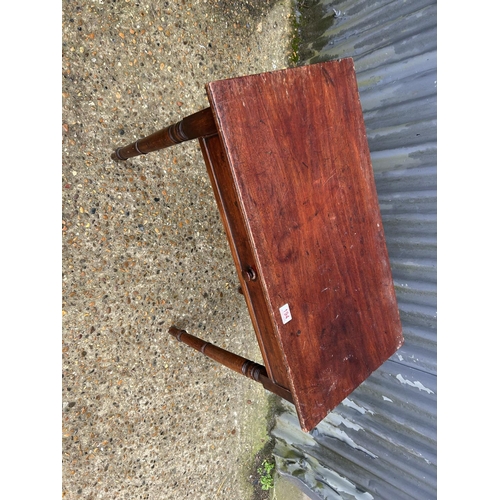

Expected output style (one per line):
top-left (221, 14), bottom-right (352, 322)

top-left (257, 459), bottom-right (275, 491)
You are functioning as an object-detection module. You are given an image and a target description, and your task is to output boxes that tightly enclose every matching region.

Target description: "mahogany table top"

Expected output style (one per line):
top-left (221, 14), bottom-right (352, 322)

top-left (205, 59), bottom-right (403, 431)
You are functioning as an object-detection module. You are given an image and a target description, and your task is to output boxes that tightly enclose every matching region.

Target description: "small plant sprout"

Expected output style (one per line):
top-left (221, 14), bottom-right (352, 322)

top-left (257, 459), bottom-right (275, 491)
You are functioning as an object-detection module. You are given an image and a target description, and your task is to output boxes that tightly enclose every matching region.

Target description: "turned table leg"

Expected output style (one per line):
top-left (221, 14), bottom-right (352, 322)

top-left (111, 107), bottom-right (217, 161)
top-left (168, 326), bottom-right (294, 404)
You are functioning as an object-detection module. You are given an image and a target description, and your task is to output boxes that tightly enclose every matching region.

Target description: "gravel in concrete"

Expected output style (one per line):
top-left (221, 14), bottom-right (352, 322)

top-left (62, 1), bottom-right (295, 498)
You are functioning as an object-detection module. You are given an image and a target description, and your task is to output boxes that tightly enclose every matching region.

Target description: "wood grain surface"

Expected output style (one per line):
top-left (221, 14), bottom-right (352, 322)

top-left (206, 59), bottom-right (403, 431)
top-left (199, 134), bottom-right (290, 388)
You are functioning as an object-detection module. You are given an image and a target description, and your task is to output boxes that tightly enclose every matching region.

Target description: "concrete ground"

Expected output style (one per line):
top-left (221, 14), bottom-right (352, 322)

top-left (62, 1), bottom-right (309, 498)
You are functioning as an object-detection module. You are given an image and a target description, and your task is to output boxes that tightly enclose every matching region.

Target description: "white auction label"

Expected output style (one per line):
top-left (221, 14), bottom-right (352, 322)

top-left (279, 303), bottom-right (292, 324)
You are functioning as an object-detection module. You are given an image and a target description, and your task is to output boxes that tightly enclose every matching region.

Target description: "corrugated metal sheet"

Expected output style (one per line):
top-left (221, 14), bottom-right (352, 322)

top-left (272, 1), bottom-right (437, 498)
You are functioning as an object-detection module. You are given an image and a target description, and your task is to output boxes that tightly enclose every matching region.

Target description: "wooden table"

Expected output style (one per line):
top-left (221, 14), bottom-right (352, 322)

top-left (112, 58), bottom-right (403, 432)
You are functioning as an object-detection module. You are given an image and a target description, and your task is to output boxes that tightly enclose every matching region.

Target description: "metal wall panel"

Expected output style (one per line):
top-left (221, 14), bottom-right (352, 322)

top-left (272, 1), bottom-right (437, 498)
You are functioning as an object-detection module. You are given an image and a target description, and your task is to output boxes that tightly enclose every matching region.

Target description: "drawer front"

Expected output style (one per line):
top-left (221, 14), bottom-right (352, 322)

top-left (199, 134), bottom-right (289, 389)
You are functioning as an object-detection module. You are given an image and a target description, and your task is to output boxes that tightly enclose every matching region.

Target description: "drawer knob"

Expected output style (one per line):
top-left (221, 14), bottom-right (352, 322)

top-left (243, 267), bottom-right (257, 282)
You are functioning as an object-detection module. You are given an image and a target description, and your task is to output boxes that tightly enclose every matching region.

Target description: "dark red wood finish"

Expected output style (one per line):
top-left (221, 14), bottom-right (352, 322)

top-left (199, 134), bottom-right (290, 389)
top-left (111, 107), bottom-right (216, 161)
top-left (168, 326), bottom-right (294, 403)
top-left (206, 58), bottom-right (403, 431)
top-left (109, 59), bottom-right (403, 432)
